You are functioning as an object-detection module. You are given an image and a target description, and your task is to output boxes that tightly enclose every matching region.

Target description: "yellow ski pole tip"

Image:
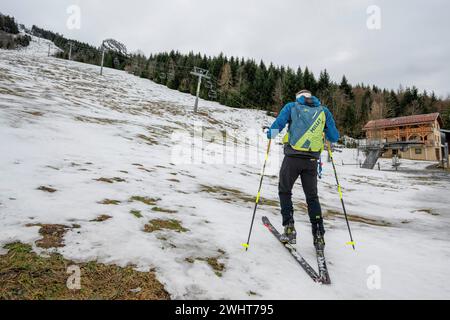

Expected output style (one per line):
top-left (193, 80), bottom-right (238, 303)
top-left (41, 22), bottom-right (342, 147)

top-left (241, 243), bottom-right (249, 249)
top-left (346, 241), bottom-right (356, 246)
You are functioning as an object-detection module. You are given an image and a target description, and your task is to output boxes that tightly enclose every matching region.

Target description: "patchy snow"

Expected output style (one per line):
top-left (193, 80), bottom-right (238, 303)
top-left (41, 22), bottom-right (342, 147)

top-left (0, 42), bottom-right (449, 300)
top-left (17, 34), bottom-right (62, 57)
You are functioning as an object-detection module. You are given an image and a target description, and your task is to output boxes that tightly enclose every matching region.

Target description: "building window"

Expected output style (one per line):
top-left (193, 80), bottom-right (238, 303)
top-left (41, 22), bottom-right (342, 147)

top-left (401, 136), bottom-right (406, 141)
top-left (415, 148), bottom-right (422, 155)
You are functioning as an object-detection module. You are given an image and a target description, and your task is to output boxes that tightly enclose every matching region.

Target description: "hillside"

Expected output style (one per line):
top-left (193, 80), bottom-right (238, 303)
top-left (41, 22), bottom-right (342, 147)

top-left (30, 24), bottom-right (450, 137)
top-left (0, 37), bottom-right (449, 299)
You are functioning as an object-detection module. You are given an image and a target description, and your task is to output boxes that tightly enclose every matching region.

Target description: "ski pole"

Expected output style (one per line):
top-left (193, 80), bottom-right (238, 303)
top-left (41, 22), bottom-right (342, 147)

top-left (326, 141), bottom-right (356, 250)
top-left (318, 154), bottom-right (323, 179)
top-left (242, 139), bottom-right (272, 251)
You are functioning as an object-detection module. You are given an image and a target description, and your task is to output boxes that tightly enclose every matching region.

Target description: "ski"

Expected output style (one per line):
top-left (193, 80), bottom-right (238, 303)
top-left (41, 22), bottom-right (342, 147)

top-left (315, 245), bottom-right (331, 285)
top-left (262, 216), bottom-right (321, 283)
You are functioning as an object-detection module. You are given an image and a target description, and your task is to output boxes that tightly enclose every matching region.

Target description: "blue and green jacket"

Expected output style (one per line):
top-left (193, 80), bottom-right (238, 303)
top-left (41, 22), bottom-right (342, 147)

top-left (268, 96), bottom-right (340, 158)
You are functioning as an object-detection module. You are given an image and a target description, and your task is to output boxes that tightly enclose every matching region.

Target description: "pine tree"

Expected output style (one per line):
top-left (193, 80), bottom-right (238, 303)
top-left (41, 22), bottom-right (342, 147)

top-left (359, 89), bottom-right (372, 133)
top-left (400, 87), bottom-right (414, 116)
top-left (272, 77), bottom-right (284, 111)
top-left (295, 67), bottom-right (304, 92)
top-left (442, 106), bottom-right (450, 130)
top-left (419, 90), bottom-right (428, 114)
top-left (340, 75), bottom-right (353, 98)
top-left (287, 68), bottom-right (299, 100)
top-left (0, 15), bottom-right (19, 34)
top-left (343, 103), bottom-right (357, 136)
top-left (303, 67), bottom-right (317, 93)
top-left (317, 69), bottom-right (331, 93)
top-left (386, 90), bottom-right (400, 117)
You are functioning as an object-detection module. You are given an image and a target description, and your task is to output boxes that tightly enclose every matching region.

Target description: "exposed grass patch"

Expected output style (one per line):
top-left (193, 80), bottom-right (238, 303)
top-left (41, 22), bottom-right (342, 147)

top-left (26, 224), bottom-right (70, 249)
top-left (0, 242), bottom-right (170, 300)
top-left (94, 177), bottom-right (126, 184)
top-left (98, 199), bottom-right (121, 205)
top-left (45, 165), bottom-right (60, 171)
top-left (202, 257), bottom-right (225, 277)
top-left (196, 111), bottom-right (220, 126)
top-left (137, 134), bottom-right (158, 145)
top-left (90, 215), bottom-right (113, 222)
top-left (74, 115), bottom-right (124, 125)
top-left (414, 208), bottom-right (439, 216)
top-left (130, 210), bottom-right (143, 219)
top-left (0, 87), bottom-right (25, 96)
top-left (24, 111), bottom-right (44, 117)
top-left (37, 186), bottom-right (57, 193)
top-left (185, 257), bottom-right (195, 264)
top-left (138, 167), bottom-right (153, 173)
top-left (129, 196), bottom-right (159, 206)
top-left (185, 256), bottom-right (225, 277)
top-left (200, 185), bottom-right (278, 207)
top-left (144, 219), bottom-right (188, 233)
top-left (295, 202), bottom-right (308, 211)
top-left (180, 172), bottom-right (196, 178)
top-left (167, 179), bottom-right (180, 183)
top-left (324, 209), bottom-right (391, 227)
top-left (152, 207), bottom-right (178, 214)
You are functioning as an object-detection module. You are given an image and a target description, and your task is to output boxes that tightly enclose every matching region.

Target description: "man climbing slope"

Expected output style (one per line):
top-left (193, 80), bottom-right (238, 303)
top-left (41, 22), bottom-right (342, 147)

top-left (267, 90), bottom-right (340, 248)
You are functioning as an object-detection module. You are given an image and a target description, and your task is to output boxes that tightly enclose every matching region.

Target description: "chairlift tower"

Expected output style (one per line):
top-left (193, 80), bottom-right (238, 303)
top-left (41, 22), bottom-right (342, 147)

top-left (190, 67), bottom-right (210, 113)
top-left (68, 42), bottom-right (73, 60)
top-left (100, 41), bottom-right (106, 76)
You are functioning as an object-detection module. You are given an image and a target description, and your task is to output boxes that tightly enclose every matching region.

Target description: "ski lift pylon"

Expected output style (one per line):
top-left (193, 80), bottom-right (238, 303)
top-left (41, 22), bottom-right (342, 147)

top-left (208, 90), bottom-right (217, 99)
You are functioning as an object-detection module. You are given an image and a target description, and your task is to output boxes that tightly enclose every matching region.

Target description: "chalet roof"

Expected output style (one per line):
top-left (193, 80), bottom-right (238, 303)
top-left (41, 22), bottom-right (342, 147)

top-left (363, 113), bottom-right (442, 131)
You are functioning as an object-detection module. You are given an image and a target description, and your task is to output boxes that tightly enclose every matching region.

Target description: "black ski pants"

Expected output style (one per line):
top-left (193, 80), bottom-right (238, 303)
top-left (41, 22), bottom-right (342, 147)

top-left (279, 156), bottom-right (322, 226)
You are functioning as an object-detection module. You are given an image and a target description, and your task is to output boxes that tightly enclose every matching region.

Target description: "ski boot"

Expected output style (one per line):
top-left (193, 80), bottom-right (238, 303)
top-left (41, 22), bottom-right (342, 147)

top-left (312, 221), bottom-right (326, 250)
top-left (280, 223), bottom-right (297, 245)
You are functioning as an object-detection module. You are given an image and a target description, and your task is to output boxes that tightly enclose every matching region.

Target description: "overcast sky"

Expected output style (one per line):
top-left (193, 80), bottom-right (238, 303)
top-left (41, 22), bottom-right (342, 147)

top-left (2, 0), bottom-right (449, 96)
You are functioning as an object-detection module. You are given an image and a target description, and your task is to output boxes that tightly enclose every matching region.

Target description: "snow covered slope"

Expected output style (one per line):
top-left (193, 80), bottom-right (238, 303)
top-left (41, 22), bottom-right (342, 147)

top-left (1, 42), bottom-right (449, 299)
top-left (18, 34), bottom-right (62, 57)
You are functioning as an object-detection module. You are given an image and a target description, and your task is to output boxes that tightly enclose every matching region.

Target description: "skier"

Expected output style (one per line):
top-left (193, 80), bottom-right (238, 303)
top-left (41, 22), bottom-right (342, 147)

top-left (267, 90), bottom-right (340, 248)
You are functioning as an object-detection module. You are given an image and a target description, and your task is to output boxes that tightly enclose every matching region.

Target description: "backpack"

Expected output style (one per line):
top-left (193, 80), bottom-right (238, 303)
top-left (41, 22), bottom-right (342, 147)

top-left (282, 102), bottom-right (326, 152)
